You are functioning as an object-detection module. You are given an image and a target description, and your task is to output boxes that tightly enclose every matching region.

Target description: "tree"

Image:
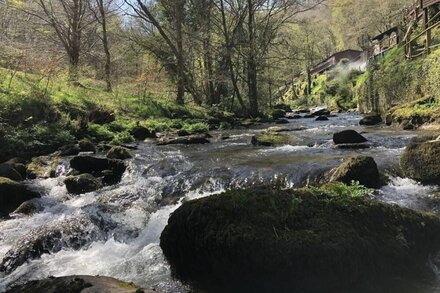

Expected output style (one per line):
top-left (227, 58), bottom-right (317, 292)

top-left (25, 0), bottom-right (96, 81)
top-left (90, 0), bottom-right (116, 92)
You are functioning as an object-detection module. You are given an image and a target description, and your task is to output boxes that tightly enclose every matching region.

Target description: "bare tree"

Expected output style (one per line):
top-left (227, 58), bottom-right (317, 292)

top-left (23, 0), bottom-right (96, 81)
top-left (90, 0), bottom-right (116, 92)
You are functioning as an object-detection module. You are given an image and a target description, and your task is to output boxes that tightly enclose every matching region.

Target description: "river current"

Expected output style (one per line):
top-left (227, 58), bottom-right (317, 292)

top-left (1, 113), bottom-right (439, 292)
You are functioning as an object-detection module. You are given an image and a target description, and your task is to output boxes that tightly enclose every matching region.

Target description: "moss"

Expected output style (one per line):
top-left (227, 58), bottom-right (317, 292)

top-left (160, 187), bottom-right (440, 293)
top-left (401, 138), bottom-right (440, 183)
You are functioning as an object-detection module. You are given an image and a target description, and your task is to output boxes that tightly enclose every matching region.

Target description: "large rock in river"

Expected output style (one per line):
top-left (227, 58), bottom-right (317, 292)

top-left (330, 156), bottom-right (381, 188)
top-left (333, 129), bottom-right (367, 144)
top-left (401, 137), bottom-right (440, 184)
top-left (0, 177), bottom-right (40, 216)
top-left (65, 174), bottom-right (103, 194)
top-left (160, 187), bottom-right (440, 293)
top-left (70, 156), bottom-right (126, 179)
top-left (359, 114), bottom-right (382, 126)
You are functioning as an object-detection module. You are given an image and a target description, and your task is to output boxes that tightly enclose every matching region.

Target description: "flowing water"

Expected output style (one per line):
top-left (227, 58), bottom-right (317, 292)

top-left (1, 113), bottom-right (439, 292)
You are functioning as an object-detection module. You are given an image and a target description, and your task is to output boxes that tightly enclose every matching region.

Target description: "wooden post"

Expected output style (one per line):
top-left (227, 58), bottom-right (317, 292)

top-left (424, 8), bottom-right (431, 54)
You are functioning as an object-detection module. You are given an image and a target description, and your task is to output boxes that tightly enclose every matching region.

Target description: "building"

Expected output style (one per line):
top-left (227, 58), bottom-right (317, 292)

top-left (310, 49), bottom-right (363, 75)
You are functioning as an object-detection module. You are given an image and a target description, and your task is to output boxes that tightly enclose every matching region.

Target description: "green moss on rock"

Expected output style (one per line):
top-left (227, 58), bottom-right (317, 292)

top-left (330, 156), bottom-right (381, 188)
top-left (401, 137), bottom-right (440, 184)
top-left (160, 187), bottom-right (440, 293)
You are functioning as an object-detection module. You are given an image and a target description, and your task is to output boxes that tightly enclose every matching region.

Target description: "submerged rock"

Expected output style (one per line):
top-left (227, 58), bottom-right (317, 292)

top-left (0, 216), bottom-right (99, 274)
top-left (315, 115), bottom-right (329, 121)
top-left (401, 137), bottom-right (440, 184)
top-left (65, 174), bottom-right (103, 194)
top-left (275, 118), bottom-right (289, 124)
top-left (157, 134), bottom-right (210, 145)
top-left (161, 187), bottom-right (440, 293)
top-left (6, 275), bottom-right (152, 293)
top-left (12, 199), bottom-right (42, 215)
top-left (333, 129), bottom-right (367, 145)
top-left (251, 133), bottom-right (300, 146)
top-left (266, 126), bottom-right (290, 133)
top-left (360, 114), bottom-right (382, 126)
top-left (330, 156), bottom-right (381, 188)
top-left (106, 146), bottom-right (132, 160)
top-left (0, 177), bottom-right (40, 216)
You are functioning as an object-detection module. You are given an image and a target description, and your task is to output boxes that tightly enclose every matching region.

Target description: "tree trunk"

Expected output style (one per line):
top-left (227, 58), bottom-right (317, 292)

top-left (219, 0), bottom-right (246, 112)
top-left (175, 0), bottom-right (185, 105)
top-left (247, 0), bottom-right (258, 117)
top-left (97, 0), bottom-right (112, 92)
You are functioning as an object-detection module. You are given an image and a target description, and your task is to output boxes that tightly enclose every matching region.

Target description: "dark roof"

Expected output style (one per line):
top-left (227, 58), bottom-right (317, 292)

top-left (312, 49), bottom-right (362, 69)
top-left (372, 26), bottom-right (399, 41)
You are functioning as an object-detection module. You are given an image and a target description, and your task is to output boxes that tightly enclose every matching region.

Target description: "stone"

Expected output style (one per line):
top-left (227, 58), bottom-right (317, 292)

top-left (330, 156), bottom-right (380, 188)
top-left (106, 146), bottom-right (132, 160)
top-left (251, 133), bottom-right (300, 146)
top-left (157, 135), bottom-right (210, 145)
top-left (333, 130), bottom-right (368, 145)
top-left (78, 139), bottom-right (96, 153)
top-left (70, 156), bottom-right (126, 177)
top-left (65, 174), bottom-right (103, 194)
top-left (0, 164), bottom-right (23, 181)
top-left (360, 114), bottom-right (383, 126)
top-left (266, 126), bottom-right (290, 133)
top-left (401, 137), bottom-right (440, 184)
top-left (0, 177), bottom-right (40, 216)
top-left (131, 126), bottom-right (157, 140)
top-left (275, 118), bottom-right (289, 124)
top-left (6, 275), bottom-right (152, 293)
top-left (315, 115), bottom-right (329, 121)
top-left (160, 187), bottom-right (440, 293)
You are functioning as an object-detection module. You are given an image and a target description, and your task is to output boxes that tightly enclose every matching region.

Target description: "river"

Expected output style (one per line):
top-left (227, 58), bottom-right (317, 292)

top-left (1, 113), bottom-right (439, 292)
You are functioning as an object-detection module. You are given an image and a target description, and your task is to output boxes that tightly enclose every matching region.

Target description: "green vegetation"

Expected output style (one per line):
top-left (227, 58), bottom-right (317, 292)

top-left (309, 181), bottom-right (373, 198)
top-left (0, 67), bottom-right (227, 162)
top-left (357, 47), bottom-right (440, 126)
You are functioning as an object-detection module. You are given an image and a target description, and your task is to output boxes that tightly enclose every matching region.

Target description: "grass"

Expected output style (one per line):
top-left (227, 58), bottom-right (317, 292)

top-left (0, 66), bottom-right (218, 162)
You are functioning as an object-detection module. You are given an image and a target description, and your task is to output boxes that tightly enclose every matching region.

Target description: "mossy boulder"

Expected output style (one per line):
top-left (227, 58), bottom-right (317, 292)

top-left (0, 177), bottom-right (40, 216)
top-left (106, 146), bottom-right (132, 160)
top-left (131, 125), bottom-right (157, 140)
top-left (360, 114), bottom-right (382, 126)
top-left (160, 187), bottom-right (440, 293)
top-left (400, 137), bottom-right (440, 184)
top-left (330, 156), bottom-right (381, 188)
top-left (70, 155), bottom-right (126, 179)
top-left (270, 109), bottom-right (286, 119)
top-left (333, 129), bottom-right (367, 144)
top-left (88, 108), bottom-right (115, 125)
top-left (251, 133), bottom-right (300, 146)
top-left (78, 139), bottom-right (96, 153)
top-left (0, 163), bottom-right (23, 181)
top-left (65, 174), bottom-right (103, 194)
top-left (26, 155), bottom-right (61, 179)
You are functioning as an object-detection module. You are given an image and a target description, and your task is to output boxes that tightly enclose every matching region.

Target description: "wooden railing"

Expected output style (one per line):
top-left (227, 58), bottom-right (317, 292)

top-left (406, 0), bottom-right (440, 21)
top-left (403, 0), bottom-right (440, 59)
